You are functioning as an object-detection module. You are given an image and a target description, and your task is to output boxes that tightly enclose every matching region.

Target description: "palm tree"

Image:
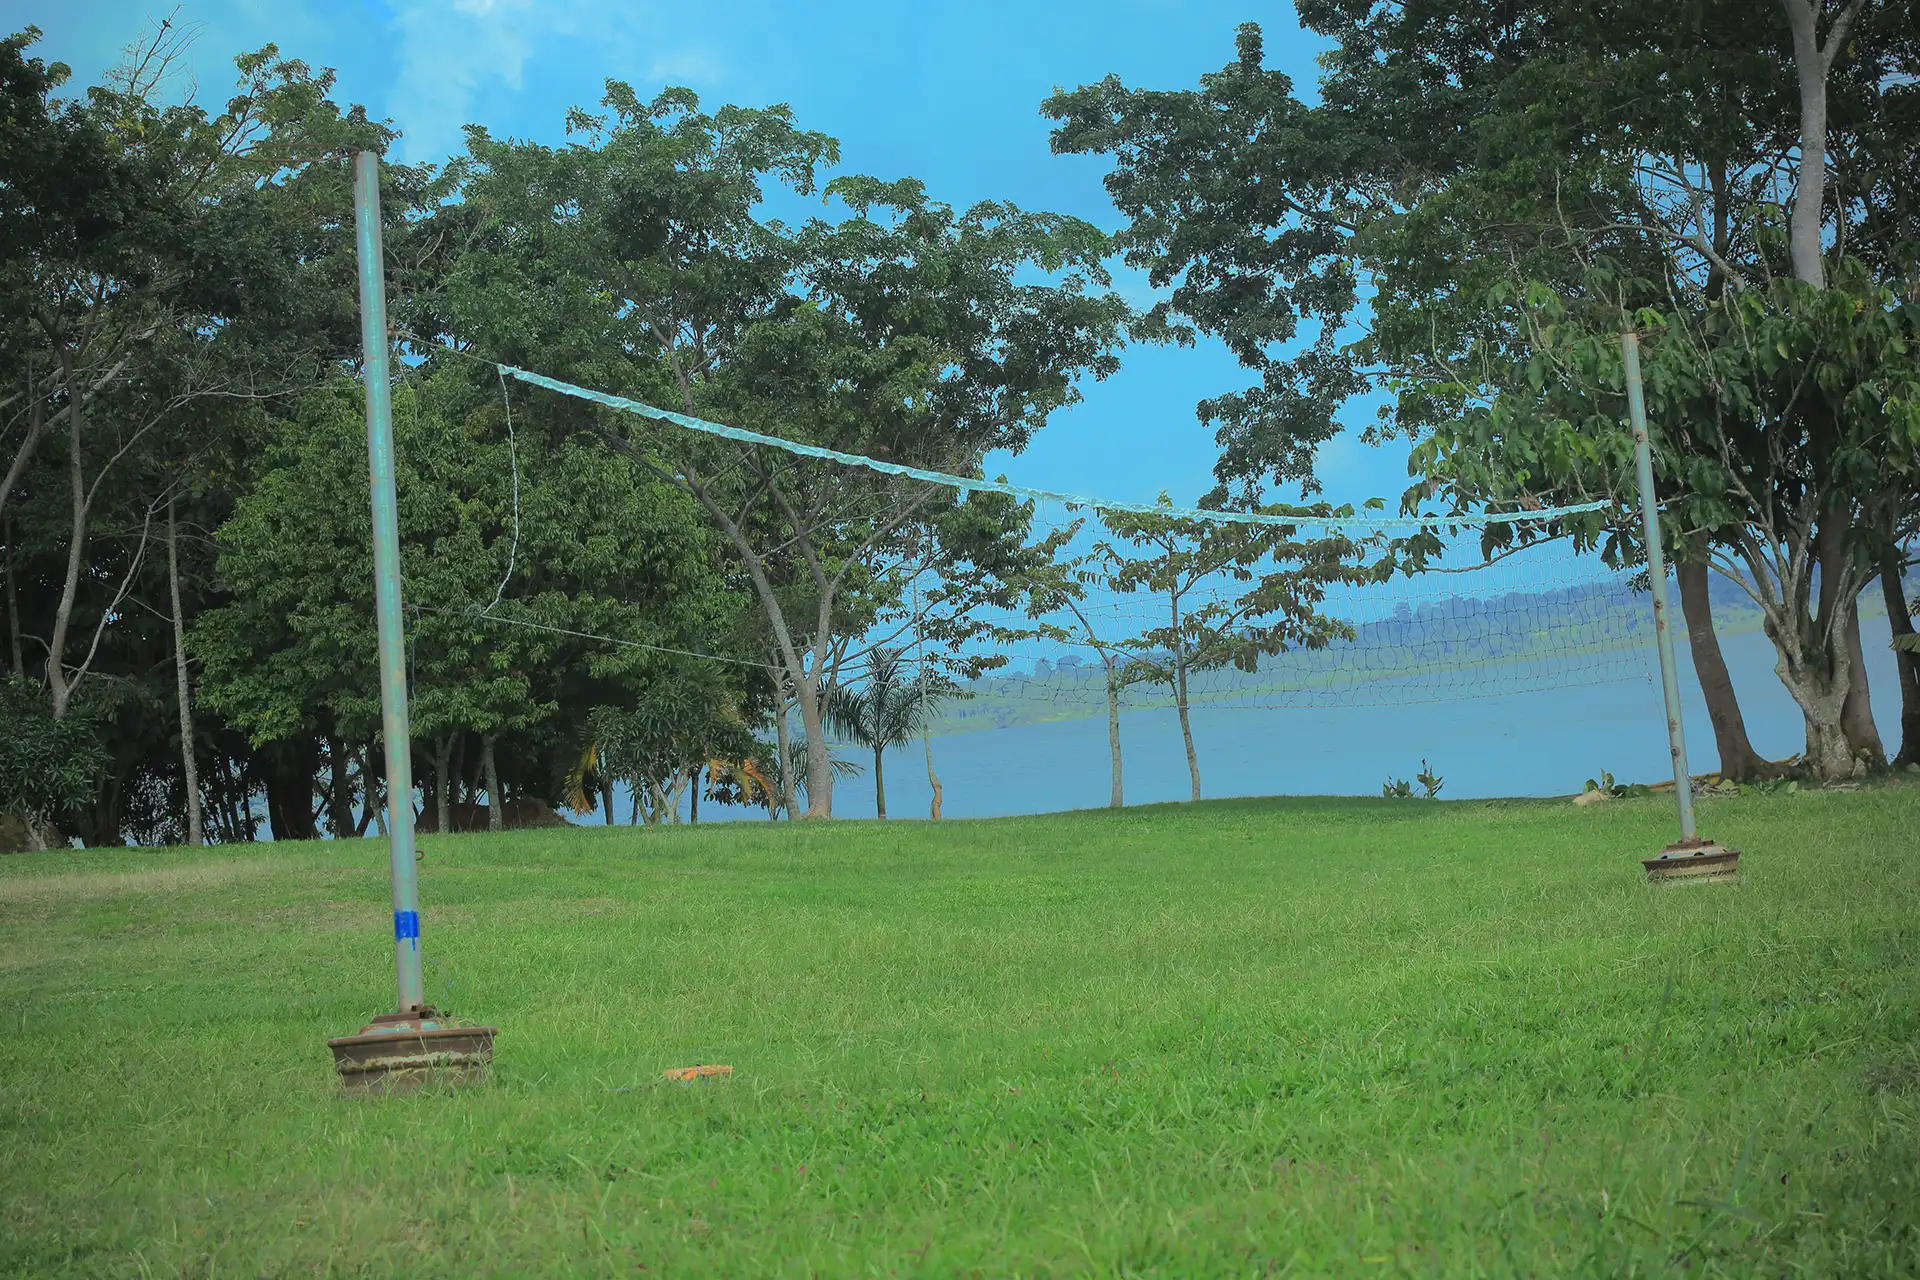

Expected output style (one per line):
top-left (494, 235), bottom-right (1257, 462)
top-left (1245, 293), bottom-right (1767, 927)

top-left (824, 647), bottom-right (946, 819)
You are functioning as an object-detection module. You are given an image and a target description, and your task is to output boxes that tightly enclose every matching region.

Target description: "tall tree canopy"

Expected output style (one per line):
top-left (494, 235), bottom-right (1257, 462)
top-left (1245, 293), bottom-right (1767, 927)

top-left (440, 84), bottom-right (1130, 816)
top-left (1047, 0), bottom-right (1920, 780)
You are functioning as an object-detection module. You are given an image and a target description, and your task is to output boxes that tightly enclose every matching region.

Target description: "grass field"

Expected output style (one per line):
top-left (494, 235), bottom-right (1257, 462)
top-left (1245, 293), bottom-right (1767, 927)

top-left (3, 789), bottom-right (1918, 1277)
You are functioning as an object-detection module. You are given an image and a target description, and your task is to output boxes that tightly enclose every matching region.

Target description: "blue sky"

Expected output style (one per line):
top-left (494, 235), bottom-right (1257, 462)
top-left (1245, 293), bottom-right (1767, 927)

top-left (24, 0), bottom-right (1413, 514)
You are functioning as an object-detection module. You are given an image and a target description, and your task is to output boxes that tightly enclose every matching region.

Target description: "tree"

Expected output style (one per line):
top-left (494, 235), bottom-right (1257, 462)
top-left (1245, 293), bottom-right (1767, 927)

top-left (0, 25), bottom-right (423, 843)
top-left (823, 646), bottom-right (949, 819)
top-left (1887, 551), bottom-right (1920, 766)
top-left (445, 86), bottom-right (1128, 817)
top-left (0, 674), bottom-right (104, 848)
top-left (1099, 496), bottom-right (1369, 802)
top-left (195, 365), bottom-right (727, 834)
top-left (1046, 3), bottom-right (1920, 781)
top-left (1024, 522), bottom-right (1147, 809)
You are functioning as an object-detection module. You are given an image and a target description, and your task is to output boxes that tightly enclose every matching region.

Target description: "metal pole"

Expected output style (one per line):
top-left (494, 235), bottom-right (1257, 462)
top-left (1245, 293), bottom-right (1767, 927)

top-left (1622, 331), bottom-right (1697, 843)
top-left (354, 151), bottom-right (426, 1012)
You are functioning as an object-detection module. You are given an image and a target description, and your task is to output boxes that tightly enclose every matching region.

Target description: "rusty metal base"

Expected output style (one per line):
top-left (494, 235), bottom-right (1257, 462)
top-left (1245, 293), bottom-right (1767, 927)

top-left (327, 1008), bottom-right (495, 1095)
top-left (1642, 839), bottom-right (1740, 885)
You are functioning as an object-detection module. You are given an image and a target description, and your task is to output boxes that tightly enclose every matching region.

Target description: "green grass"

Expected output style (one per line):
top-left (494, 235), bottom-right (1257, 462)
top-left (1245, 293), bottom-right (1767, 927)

top-left (3, 790), bottom-right (1917, 1277)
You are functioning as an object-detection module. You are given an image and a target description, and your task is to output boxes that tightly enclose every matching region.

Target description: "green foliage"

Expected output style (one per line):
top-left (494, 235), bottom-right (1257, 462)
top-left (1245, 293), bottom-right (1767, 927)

top-left (1099, 495), bottom-right (1372, 684)
top-left (823, 647), bottom-right (947, 758)
top-left (823, 646), bottom-right (951, 818)
top-left (1046, 1), bottom-right (1920, 778)
top-left (1383, 761), bottom-right (1443, 800)
top-left (193, 364), bottom-right (732, 822)
top-left (441, 81), bottom-right (1130, 816)
top-left (0, 676), bottom-right (105, 825)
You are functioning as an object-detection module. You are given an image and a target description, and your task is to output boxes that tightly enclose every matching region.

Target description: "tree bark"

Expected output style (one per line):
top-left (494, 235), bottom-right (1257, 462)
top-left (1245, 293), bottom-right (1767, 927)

top-left (482, 732), bottom-right (502, 832)
top-left (796, 677), bottom-right (833, 818)
top-left (1104, 654), bottom-right (1124, 808)
top-left (263, 740), bottom-right (321, 841)
top-left (167, 498), bottom-right (202, 846)
top-left (872, 746), bottom-right (887, 819)
top-left (354, 745), bottom-right (378, 837)
top-left (924, 731), bottom-right (942, 820)
top-left (1818, 516), bottom-right (1884, 766)
top-left (689, 763), bottom-right (701, 824)
top-left (323, 729), bottom-right (354, 838)
top-left (600, 776), bottom-right (616, 826)
top-left (774, 697), bottom-right (796, 819)
top-left (1839, 602), bottom-right (1883, 766)
top-left (1171, 591), bottom-right (1200, 802)
top-left (1779, 0), bottom-right (1864, 287)
top-left (1883, 548), bottom-right (1919, 766)
top-left (432, 735), bottom-right (453, 835)
top-left (45, 349), bottom-right (91, 720)
top-left (366, 746), bottom-right (387, 837)
top-left (1675, 549), bottom-right (1768, 779)
top-left (0, 380), bottom-right (44, 521)
top-left (6, 518), bottom-right (23, 678)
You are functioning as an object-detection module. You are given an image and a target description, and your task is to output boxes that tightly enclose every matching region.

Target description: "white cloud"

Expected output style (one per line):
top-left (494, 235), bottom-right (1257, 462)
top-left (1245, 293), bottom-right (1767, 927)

top-left (379, 0), bottom-right (724, 161)
top-left (386, 0), bottom-right (542, 159)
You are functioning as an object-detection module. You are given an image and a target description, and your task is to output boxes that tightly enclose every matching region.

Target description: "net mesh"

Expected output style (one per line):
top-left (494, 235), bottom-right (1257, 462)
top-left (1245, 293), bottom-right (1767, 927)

top-left (933, 531), bottom-right (1651, 737)
top-left (493, 363), bottom-right (1654, 745)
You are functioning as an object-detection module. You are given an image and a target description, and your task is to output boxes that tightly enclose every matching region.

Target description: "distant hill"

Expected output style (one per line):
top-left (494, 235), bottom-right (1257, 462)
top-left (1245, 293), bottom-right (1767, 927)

top-left (929, 567), bottom-right (1913, 737)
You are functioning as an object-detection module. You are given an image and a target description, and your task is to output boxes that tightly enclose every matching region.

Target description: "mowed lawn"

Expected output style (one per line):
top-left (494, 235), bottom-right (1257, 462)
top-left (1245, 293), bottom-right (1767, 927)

top-left (2, 790), bottom-right (1917, 1278)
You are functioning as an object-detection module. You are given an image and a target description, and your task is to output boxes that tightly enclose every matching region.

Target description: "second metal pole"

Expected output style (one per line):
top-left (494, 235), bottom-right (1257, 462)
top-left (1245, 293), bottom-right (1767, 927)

top-left (1622, 331), bottom-right (1697, 844)
top-left (354, 150), bottom-right (426, 1012)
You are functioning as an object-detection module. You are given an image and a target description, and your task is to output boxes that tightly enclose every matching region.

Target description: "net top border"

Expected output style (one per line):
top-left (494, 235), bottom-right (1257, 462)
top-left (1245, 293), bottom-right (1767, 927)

top-left (499, 364), bottom-right (1616, 532)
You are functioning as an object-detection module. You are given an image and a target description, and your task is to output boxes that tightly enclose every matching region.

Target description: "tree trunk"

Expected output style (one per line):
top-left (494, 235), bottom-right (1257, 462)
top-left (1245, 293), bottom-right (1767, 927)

top-left (1104, 655), bottom-right (1124, 808)
top-left (322, 730), bottom-right (353, 839)
top-left (1779, 0), bottom-right (1862, 289)
top-left (1818, 515), bottom-right (1884, 767)
top-left (873, 746), bottom-right (887, 819)
top-left (600, 777), bottom-right (615, 826)
top-left (797, 683), bottom-right (833, 818)
top-left (5, 517), bottom-right (22, 678)
top-left (924, 731), bottom-right (942, 820)
top-left (1839, 603), bottom-right (1883, 766)
top-left (482, 732), bottom-right (502, 832)
top-left (45, 349), bottom-right (91, 720)
top-left (1676, 551), bottom-right (1768, 779)
top-left (432, 735), bottom-right (453, 835)
top-left (167, 498), bottom-right (203, 845)
top-left (366, 746), bottom-right (387, 837)
top-left (1175, 663), bottom-right (1201, 801)
top-left (458, 734), bottom-right (477, 807)
top-left (263, 741), bottom-right (321, 841)
top-left (689, 763), bottom-right (701, 824)
top-left (1775, 645), bottom-right (1858, 780)
top-left (0, 381), bottom-right (44, 521)
top-left (354, 745), bottom-right (378, 836)
top-left (1883, 549), bottom-right (1919, 767)
top-left (775, 700), bottom-right (796, 819)
top-left (1170, 588), bottom-right (1201, 802)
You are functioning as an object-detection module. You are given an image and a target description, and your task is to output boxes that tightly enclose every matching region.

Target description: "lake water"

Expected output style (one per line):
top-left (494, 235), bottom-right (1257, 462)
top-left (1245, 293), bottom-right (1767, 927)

top-left (633, 615), bottom-right (1908, 824)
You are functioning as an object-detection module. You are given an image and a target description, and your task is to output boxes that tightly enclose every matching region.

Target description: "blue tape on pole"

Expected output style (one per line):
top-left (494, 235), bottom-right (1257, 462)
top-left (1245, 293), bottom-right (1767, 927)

top-left (394, 910), bottom-right (420, 941)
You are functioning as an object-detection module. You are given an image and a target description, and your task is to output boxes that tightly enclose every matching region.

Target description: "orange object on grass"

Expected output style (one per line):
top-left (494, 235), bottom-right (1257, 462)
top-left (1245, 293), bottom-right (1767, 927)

top-left (663, 1064), bottom-right (733, 1081)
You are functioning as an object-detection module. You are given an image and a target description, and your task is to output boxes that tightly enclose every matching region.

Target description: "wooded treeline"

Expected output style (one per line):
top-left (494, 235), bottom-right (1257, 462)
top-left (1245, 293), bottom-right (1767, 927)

top-left (0, 21), bottom-right (1136, 846)
top-left (1048, 0), bottom-right (1920, 780)
top-left (5, 2), bottom-right (1918, 849)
